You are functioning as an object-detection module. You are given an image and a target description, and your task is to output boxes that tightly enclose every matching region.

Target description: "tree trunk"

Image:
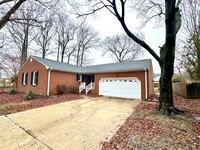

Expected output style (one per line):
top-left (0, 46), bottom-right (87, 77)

top-left (158, 0), bottom-right (184, 116)
top-left (20, 29), bottom-right (28, 66)
top-left (57, 46), bottom-right (60, 62)
top-left (159, 63), bottom-right (174, 115)
top-left (61, 48), bottom-right (64, 62)
top-left (42, 48), bottom-right (45, 58)
top-left (76, 44), bottom-right (81, 66)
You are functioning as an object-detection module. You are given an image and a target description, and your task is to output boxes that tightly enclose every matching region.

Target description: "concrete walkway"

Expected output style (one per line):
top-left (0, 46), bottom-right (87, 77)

top-left (0, 97), bottom-right (140, 150)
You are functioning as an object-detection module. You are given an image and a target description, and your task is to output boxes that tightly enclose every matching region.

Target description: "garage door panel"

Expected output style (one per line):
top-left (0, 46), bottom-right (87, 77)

top-left (99, 77), bottom-right (141, 99)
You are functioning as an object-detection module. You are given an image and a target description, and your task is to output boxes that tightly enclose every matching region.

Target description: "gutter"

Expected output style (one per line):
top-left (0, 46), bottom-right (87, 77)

top-left (47, 68), bottom-right (52, 96)
top-left (145, 68), bottom-right (148, 100)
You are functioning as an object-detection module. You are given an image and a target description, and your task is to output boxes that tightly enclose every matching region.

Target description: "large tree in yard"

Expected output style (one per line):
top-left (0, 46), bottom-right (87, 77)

top-left (70, 0), bottom-right (183, 116)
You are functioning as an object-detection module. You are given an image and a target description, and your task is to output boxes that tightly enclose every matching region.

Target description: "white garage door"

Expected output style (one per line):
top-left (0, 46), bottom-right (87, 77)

top-left (99, 77), bottom-right (141, 99)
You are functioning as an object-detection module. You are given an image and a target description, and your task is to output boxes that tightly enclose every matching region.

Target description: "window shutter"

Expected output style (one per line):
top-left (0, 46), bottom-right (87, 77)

top-left (76, 74), bottom-right (79, 81)
top-left (35, 71), bottom-right (38, 85)
top-left (25, 73), bottom-right (28, 85)
top-left (31, 72), bottom-right (33, 85)
top-left (22, 73), bottom-right (24, 85)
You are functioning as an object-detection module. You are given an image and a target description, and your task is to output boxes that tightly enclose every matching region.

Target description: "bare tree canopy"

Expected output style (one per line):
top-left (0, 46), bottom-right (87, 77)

top-left (35, 13), bottom-right (56, 58)
top-left (0, 0), bottom-right (58, 30)
top-left (74, 22), bottom-right (100, 66)
top-left (102, 33), bottom-right (144, 62)
top-left (55, 13), bottom-right (76, 63)
top-left (7, 1), bottom-right (45, 66)
top-left (0, 52), bottom-right (20, 77)
top-left (0, 0), bottom-right (26, 30)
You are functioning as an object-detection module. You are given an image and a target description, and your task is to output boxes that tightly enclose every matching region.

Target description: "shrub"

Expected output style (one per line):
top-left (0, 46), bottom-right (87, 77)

top-left (55, 84), bottom-right (68, 95)
top-left (26, 90), bottom-right (35, 100)
top-left (68, 86), bottom-right (78, 94)
top-left (55, 85), bottom-right (79, 95)
top-left (10, 89), bottom-right (18, 95)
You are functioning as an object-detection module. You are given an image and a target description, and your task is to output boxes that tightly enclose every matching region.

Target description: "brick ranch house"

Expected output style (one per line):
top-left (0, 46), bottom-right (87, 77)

top-left (17, 56), bottom-right (154, 100)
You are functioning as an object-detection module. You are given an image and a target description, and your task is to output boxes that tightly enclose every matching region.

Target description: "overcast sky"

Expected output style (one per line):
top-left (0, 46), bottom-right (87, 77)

top-left (86, 8), bottom-right (165, 74)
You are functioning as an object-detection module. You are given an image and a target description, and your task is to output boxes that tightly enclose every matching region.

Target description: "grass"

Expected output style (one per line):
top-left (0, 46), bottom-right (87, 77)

top-left (0, 83), bottom-right (11, 87)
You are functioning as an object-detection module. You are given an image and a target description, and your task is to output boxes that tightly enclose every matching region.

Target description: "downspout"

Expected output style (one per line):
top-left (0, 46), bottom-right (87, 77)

top-left (47, 68), bottom-right (52, 96)
top-left (145, 68), bottom-right (148, 100)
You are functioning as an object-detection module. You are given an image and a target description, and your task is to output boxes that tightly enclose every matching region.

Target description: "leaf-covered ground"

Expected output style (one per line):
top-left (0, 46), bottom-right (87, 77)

top-left (0, 93), bottom-right (82, 115)
top-left (102, 96), bottom-right (200, 150)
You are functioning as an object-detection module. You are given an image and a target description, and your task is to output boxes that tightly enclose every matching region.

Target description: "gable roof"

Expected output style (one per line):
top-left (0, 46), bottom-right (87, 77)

top-left (32, 56), bottom-right (81, 73)
top-left (31, 55), bottom-right (152, 73)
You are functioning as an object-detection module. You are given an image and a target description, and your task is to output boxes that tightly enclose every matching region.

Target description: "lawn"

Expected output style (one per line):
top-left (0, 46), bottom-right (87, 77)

top-left (102, 96), bottom-right (200, 150)
top-left (0, 92), bottom-right (82, 115)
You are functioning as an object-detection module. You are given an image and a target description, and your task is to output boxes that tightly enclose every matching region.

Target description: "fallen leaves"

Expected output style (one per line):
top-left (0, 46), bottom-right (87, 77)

top-left (102, 97), bottom-right (200, 150)
top-left (0, 93), bottom-right (82, 114)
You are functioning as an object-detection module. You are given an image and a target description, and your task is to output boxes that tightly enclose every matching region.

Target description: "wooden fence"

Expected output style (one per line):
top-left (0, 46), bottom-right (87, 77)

top-left (172, 82), bottom-right (187, 98)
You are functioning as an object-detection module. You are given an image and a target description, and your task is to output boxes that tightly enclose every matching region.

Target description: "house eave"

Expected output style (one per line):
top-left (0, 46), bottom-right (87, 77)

top-left (50, 68), bottom-right (148, 74)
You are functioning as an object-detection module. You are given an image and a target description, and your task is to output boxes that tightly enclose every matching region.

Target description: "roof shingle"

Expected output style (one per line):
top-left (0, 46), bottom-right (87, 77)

top-left (32, 56), bottom-right (151, 73)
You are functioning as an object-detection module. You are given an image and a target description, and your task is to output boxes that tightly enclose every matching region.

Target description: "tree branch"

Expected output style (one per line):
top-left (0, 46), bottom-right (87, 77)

top-left (0, 0), bottom-right (13, 5)
top-left (0, 0), bottom-right (27, 30)
top-left (112, 0), bottom-right (162, 65)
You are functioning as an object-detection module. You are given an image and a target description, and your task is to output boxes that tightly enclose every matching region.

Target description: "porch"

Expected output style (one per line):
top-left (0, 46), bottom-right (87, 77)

top-left (78, 74), bottom-right (95, 94)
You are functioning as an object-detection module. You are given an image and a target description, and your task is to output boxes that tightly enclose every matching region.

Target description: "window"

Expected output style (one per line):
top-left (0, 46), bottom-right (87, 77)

top-left (76, 74), bottom-right (82, 81)
top-left (22, 72), bottom-right (28, 85)
top-left (31, 71), bottom-right (38, 85)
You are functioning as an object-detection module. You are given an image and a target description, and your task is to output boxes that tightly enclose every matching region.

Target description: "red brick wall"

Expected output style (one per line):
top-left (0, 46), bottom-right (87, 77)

top-left (49, 71), bottom-right (79, 94)
top-left (148, 62), bottom-right (154, 97)
top-left (91, 71), bottom-right (146, 99)
top-left (17, 58), bottom-right (48, 95)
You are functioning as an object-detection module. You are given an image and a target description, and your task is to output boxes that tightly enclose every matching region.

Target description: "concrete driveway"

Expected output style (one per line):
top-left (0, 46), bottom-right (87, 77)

top-left (0, 97), bottom-right (140, 150)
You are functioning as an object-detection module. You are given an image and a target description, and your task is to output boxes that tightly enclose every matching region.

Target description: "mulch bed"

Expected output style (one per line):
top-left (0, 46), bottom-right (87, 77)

top-left (0, 92), bottom-right (83, 114)
top-left (102, 96), bottom-right (200, 150)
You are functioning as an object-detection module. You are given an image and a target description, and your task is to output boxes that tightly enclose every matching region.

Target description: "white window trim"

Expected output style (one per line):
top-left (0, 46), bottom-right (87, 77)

top-left (23, 72), bottom-right (27, 85)
top-left (32, 71), bottom-right (37, 85)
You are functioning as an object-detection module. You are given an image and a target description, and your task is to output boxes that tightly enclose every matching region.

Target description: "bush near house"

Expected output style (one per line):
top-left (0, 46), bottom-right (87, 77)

top-left (25, 90), bottom-right (35, 100)
top-left (9, 89), bottom-right (18, 95)
top-left (55, 84), bottom-right (78, 95)
top-left (55, 84), bottom-right (68, 95)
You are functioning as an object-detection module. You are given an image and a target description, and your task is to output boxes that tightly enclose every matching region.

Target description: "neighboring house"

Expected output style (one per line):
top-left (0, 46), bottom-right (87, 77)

top-left (17, 56), bottom-right (154, 100)
top-left (154, 75), bottom-right (160, 83)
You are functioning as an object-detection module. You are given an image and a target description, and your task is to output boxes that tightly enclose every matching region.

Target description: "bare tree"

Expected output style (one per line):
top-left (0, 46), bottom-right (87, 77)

top-left (35, 14), bottom-right (56, 58)
top-left (180, 0), bottom-right (200, 81)
top-left (69, 0), bottom-right (183, 116)
top-left (0, 52), bottom-right (20, 77)
top-left (74, 23), bottom-right (100, 66)
top-left (0, 0), bottom-right (58, 30)
top-left (0, 0), bottom-right (26, 30)
top-left (7, 2), bottom-right (44, 66)
top-left (102, 33), bottom-right (144, 62)
top-left (55, 14), bottom-right (76, 63)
